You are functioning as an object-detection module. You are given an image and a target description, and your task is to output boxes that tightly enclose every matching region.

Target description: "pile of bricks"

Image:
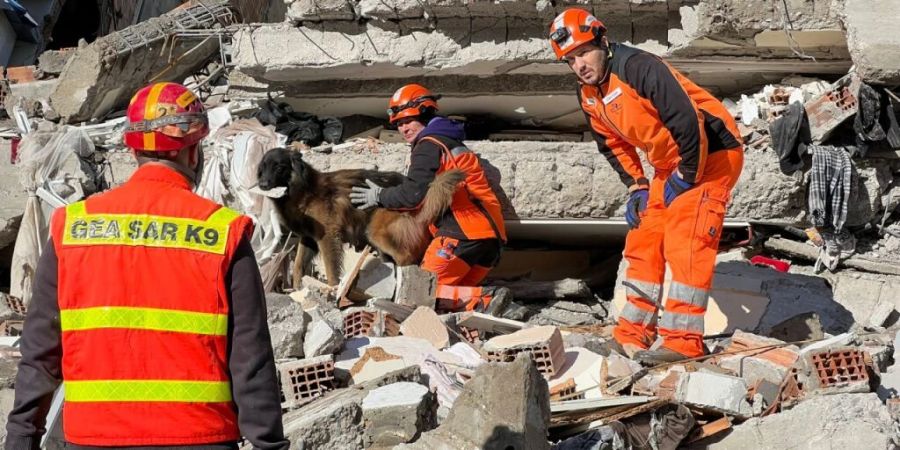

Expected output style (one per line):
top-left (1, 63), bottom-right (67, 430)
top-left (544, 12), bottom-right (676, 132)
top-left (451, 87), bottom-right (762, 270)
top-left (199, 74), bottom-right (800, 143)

top-left (277, 355), bottom-right (335, 408)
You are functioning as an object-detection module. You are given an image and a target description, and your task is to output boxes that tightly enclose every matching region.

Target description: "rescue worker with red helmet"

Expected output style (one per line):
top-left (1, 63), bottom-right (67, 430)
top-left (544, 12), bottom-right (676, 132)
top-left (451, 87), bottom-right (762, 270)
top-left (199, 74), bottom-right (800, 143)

top-left (350, 84), bottom-right (512, 315)
top-left (5, 82), bottom-right (289, 449)
top-left (549, 9), bottom-right (744, 364)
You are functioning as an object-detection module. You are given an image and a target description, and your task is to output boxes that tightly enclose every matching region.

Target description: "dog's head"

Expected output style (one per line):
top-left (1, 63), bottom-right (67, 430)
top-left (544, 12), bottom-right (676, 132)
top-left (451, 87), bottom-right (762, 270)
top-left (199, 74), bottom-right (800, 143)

top-left (258, 147), bottom-right (309, 193)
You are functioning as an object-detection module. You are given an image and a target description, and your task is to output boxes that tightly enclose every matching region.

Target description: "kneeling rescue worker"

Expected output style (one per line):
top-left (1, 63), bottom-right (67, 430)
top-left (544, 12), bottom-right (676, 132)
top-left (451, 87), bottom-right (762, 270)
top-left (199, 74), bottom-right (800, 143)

top-left (350, 84), bottom-right (512, 316)
top-left (549, 9), bottom-right (744, 364)
top-left (5, 82), bottom-right (289, 449)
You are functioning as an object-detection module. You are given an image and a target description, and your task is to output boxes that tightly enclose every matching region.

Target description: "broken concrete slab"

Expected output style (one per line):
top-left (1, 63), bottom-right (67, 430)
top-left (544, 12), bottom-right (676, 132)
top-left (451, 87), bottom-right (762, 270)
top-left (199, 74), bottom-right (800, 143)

top-left (843, 0), bottom-right (900, 86)
top-left (396, 353), bottom-right (550, 450)
top-left (304, 306), bottom-right (345, 358)
top-left (703, 393), bottom-right (895, 450)
top-left (282, 365), bottom-right (424, 449)
top-left (355, 256), bottom-right (396, 300)
top-left (3, 79), bottom-right (58, 118)
top-left (394, 266), bottom-right (436, 309)
top-left (49, 1), bottom-right (235, 123)
top-left (674, 372), bottom-right (753, 418)
top-left (266, 293), bottom-right (308, 359)
top-left (400, 307), bottom-right (450, 350)
top-left (361, 382), bottom-right (436, 447)
top-left (765, 312), bottom-right (825, 342)
top-left (484, 325), bottom-right (566, 378)
top-left (301, 142), bottom-right (806, 224)
top-left (37, 48), bottom-right (75, 76)
top-left (350, 347), bottom-right (412, 385)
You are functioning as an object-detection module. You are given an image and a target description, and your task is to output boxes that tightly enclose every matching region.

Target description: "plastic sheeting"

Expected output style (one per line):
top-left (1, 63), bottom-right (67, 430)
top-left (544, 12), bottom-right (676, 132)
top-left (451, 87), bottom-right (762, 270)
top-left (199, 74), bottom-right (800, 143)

top-left (10, 126), bottom-right (94, 306)
top-left (197, 118), bottom-right (287, 265)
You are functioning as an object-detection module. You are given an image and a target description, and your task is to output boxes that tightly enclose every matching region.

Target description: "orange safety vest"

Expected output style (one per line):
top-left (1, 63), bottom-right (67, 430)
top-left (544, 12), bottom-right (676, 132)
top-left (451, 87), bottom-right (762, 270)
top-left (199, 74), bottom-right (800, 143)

top-left (49, 165), bottom-right (252, 446)
top-left (420, 136), bottom-right (507, 242)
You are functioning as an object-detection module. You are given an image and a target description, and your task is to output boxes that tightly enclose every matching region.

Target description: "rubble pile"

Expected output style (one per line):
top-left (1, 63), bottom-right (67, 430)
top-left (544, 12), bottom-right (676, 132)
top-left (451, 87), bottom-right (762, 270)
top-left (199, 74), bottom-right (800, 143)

top-left (0, 0), bottom-right (899, 449)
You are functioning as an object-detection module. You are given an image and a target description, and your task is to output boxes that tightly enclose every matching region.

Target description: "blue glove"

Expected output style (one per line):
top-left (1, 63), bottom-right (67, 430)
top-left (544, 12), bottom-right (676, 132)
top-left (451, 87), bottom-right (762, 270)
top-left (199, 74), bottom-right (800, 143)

top-left (625, 189), bottom-right (649, 229)
top-left (663, 172), bottom-right (693, 207)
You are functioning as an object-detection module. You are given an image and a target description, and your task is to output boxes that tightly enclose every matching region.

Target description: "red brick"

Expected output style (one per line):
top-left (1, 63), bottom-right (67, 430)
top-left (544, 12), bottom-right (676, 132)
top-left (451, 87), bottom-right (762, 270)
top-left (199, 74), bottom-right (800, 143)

top-left (809, 348), bottom-right (871, 388)
top-left (5, 66), bottom-right (36, 84)
top-left (277, 355), bottom-right (335, 408)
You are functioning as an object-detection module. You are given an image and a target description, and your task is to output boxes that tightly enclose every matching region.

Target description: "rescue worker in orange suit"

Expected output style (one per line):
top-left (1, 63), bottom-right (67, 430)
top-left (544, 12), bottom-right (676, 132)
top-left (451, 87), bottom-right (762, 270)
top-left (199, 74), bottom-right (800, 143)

top-left (350, 84), bottom-right (512, 316)
top-left (549, 9), bottom-right (744, 364)
top-left (5, 83), bottom-right (289, 450)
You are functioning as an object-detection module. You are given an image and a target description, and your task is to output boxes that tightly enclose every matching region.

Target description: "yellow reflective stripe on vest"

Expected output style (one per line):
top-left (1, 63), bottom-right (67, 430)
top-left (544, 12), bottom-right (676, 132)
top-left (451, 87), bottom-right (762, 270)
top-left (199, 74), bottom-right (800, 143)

top-left (64, 380), bottom-right (232, 403)
top-left (61, 201), bottom-right (241, 255)
top-left (60, 306), bottom-right (228, 336)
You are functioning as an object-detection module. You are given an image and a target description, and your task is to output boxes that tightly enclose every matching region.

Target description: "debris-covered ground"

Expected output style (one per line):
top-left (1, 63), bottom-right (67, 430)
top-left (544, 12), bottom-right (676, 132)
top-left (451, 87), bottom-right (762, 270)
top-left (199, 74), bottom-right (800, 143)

top-left (1, 0), bottom-right (900, 449)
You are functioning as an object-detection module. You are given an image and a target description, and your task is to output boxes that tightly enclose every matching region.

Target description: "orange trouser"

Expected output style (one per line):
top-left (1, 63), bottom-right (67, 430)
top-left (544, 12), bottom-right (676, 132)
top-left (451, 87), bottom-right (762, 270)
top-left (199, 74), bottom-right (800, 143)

top-left (613, 148), bottom-right (744, 357)
top-left (421, 236), bottom-right (500, 312)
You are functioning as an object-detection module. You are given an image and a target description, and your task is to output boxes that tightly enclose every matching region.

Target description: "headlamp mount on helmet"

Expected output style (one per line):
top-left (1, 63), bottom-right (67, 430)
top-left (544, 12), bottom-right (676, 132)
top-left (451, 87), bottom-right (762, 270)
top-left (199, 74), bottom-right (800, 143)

top-left (387, 94), bottom-right (442, 117)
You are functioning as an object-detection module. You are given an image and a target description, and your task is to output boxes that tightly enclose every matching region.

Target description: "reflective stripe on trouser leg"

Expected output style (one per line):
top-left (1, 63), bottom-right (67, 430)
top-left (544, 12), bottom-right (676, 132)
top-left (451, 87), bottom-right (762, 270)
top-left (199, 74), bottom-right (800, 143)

top-left (436, 285), bottom-right (484, 312)
top-left (659, 282), bottom-right (709, 355)
top-left (615, 278), bottom-right (662, 348)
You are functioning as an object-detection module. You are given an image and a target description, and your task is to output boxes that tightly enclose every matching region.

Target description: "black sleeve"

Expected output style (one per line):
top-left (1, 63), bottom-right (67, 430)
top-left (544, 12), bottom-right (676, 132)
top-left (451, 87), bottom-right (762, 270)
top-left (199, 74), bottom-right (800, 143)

top-left (377, 141), bottom-right (442, 210)
top-left (623, 53), bottom-right (706, 184)
top-left (227, 238), bottom-right (289, 450)
top-left (5, 241), bottom-right (63, 450)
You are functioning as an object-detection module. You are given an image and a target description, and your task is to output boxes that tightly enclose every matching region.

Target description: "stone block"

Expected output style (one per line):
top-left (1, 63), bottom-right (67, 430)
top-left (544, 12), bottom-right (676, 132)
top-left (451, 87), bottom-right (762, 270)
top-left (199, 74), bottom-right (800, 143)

top-left (718, 354), bottom-right (788, 387)
top-left (675, 372), bottom-right (753, 418)
top-left (400, 307), bottom-right (450, 349)
top-left (707, 393), bottom-right (894, 450)
top-left (396, 353), bottom-right (550, 450)
top-left (38, 48), bottom-right (75, 76)
top-left (394, 266), bottom-right (436, 309)
top-left (355, 257), bottom-right (396, 300)
top-left (484, 326), bottom-right (565, 379)
top-left (844, 0), bottom-right (900, 85)
top-left (362, 382), bottom-right (436, 447)
top-left (266, 293), bottom-right (309, 359)
top-left (304, 307), bottom-right (345, 358)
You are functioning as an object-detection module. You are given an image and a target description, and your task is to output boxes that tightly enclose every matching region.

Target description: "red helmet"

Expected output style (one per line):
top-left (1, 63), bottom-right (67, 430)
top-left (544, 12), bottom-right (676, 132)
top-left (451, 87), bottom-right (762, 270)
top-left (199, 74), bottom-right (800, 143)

top-left (548, 9), bottom-right (607, 60)
top-left (387, 84), bottom-right (440, 124)
top-left (123, 82), bottom-right (209, 152)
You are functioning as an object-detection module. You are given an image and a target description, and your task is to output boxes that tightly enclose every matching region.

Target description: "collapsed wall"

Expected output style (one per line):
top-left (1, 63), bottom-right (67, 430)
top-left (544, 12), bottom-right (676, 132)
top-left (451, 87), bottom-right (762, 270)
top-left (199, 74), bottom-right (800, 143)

top-left (302, 141), bottom-right (807, 224)
top-left (230, 0), bottom-right (856, 128)
top-left (49, 0), bottom-right (236, 124)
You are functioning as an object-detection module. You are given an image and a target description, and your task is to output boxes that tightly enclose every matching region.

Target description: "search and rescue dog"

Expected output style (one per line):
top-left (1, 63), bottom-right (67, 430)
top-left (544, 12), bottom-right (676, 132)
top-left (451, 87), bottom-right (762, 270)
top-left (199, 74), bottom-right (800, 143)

top-left (257, 147), bottom-right (464, 287)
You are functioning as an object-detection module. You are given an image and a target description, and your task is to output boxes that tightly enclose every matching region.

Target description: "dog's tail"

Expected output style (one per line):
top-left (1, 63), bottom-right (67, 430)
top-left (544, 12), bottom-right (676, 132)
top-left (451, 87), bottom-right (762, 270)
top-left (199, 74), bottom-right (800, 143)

top-left (415, 169), bottom-right (465, 226)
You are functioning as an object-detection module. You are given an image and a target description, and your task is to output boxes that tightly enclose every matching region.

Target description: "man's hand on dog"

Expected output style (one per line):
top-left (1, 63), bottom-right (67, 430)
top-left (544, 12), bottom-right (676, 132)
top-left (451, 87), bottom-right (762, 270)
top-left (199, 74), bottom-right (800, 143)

top-left (350, 179), bottom-right (383, 210)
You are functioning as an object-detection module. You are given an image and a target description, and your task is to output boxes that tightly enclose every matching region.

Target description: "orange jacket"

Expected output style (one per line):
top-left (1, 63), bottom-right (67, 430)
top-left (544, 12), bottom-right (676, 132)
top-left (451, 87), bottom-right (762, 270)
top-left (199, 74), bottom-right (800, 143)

top-left (379, 119), bottom-right (506, 242)
top-left (580, 44), bottom-right (743, 188)
top-left (49, 164), bottom-right (252, 446)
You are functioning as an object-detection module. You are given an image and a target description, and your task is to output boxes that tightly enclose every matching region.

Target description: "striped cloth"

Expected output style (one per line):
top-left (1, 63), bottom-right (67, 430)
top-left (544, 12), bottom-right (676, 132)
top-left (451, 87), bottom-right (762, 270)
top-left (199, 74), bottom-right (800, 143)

top-left (808, 145), bottom-right (852, 231)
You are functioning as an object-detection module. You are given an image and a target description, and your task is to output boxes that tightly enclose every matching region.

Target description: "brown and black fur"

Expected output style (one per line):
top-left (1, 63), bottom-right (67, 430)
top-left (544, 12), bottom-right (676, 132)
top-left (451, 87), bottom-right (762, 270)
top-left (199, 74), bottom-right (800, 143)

top-left (257, 147), bottom-right (463, 287)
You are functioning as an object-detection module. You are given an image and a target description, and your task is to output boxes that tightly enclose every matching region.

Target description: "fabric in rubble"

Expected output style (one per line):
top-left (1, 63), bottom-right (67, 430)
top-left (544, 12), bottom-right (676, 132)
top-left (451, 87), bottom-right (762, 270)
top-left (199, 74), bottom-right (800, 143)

top-left (769, 101), bottom-right (810, 175)
top-left (853, 83), bottom-right (900, 157)
top-left (11, 126), bottom-right (95, 307)
top-left (808, 145), bottom-right (853, 232)
top-left (552, 404), bottom-right (695, 450)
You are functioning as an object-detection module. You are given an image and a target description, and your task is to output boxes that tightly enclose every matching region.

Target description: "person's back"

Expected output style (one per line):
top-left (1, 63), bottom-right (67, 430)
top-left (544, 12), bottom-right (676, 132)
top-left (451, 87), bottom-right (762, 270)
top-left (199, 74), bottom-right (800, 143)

top-left (6, 82), bottom-right (288, 450)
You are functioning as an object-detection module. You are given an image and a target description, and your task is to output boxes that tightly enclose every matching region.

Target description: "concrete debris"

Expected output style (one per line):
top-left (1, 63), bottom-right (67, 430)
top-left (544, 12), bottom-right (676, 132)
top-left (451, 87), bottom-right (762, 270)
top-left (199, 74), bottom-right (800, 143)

top-left (361, 382), bottom-right (436, 447)
top-left (289, 276), bottom-right (335, 309)
top-left (49, 1), bottom-right (236, 123)
top-left (674, 372), bottom-right (754, 418)
top-left (396, 354), bottom-right (550, 450)
top-left (843, 0), bottom-right (900, 86)
top-left (281, 365), bottom-right (424, 449)
top-left (765, 312), bottom-right (825, 342)
top-left (304, 306), bottom-right (345, 358)
top-left (705, 393), bottom-right (895, 450)
top-left (394, 266), bottom-right (437, 309)
top-left (266, 293), bottom-right (308, 359)
top-left (400, 307), bottom-right (450, 350)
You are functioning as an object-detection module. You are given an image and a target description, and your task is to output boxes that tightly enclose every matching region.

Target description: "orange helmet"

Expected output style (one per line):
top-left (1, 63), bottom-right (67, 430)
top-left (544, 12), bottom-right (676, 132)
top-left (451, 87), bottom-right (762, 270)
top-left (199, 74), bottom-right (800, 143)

top-left (548, 9), bottom-right (607, 60)
top-left (123, 82), bottom-right (209, 152)
top-left (387, 84), bottom-right (440, 124)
